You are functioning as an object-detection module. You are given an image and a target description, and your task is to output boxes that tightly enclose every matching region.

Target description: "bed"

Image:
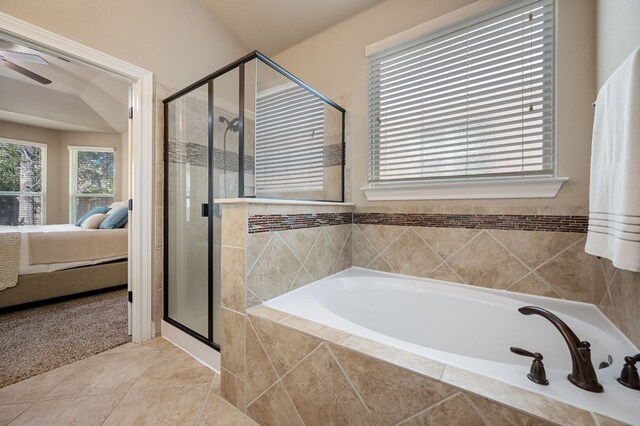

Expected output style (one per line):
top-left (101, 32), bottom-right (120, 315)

top-left (0, 224), bottom-right (128, 309)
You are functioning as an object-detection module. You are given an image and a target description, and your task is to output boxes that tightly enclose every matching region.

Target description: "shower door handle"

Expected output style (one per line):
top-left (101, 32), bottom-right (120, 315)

top-left (201, 203), bottom-right (209, 217)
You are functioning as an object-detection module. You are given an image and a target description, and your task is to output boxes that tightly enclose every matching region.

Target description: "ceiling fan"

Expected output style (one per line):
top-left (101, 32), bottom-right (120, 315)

top-left (0, 49), bottom-right (52, 85)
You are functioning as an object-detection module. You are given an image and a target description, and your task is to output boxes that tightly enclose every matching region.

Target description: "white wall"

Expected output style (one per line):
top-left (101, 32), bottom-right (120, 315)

top-left (596, 0), bottom-right (640, 88)
top-left (0, 0), bottom-right (248, 90)
top-left (273, 0), bottom-right (597, 207)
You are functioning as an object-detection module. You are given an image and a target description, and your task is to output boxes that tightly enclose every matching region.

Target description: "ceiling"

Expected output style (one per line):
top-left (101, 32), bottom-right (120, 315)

top-left (0, 39), bottom-right (131, 133)
top-left (200, 0), bottom-right (385, 55)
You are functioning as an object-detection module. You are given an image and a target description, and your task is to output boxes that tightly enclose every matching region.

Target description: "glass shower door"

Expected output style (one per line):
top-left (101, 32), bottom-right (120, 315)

top-left (166, 85), bottom-right (210, 339)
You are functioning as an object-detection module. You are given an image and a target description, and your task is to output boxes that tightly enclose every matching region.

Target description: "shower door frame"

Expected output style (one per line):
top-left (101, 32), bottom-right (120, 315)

top-left (163, 51), bottom-right (346, 349)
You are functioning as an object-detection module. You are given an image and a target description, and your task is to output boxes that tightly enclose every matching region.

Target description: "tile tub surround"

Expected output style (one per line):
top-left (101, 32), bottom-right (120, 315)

top-left (238, 305), bottom-right (613, 426)
top-left (351, 207), bottom-right (640, 348)
top-left (218, 201), bottom-right (354, 413)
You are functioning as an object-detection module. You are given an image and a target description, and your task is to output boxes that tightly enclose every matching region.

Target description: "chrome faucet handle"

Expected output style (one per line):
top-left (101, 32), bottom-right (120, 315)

top-left (510, 347), bottom-right (549, 385)
top-left (617, 354), bottom-right (640, 390)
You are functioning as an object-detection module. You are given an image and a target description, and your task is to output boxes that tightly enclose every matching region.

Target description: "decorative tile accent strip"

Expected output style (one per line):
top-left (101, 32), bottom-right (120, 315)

top-left (324, 144), bottom-right (343, 167)
top-left (168, 140), bottom-right (255, 171)
top-left (354, 213), bottom-right (588, 233)
top-left (249, 212), bottom-right (352, 233)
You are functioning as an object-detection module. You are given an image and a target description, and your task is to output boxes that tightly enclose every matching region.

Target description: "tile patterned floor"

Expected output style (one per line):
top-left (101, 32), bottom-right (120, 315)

top-left (0, 338), bottom-right (256, 426)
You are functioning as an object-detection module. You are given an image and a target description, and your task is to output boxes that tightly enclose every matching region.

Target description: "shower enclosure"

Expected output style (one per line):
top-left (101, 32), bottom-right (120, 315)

top-left (163, 51), bottom-right (345, 348)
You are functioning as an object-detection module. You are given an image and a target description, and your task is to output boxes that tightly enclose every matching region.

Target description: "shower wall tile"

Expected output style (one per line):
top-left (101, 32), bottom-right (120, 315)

top-left (241, 307), bottom-right (580, 426)
top-left (607, 267), bottom-right (640, 347)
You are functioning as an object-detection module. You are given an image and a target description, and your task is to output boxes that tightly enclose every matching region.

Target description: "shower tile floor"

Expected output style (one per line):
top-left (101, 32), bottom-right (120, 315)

top-left (0, 338), bottom-right (256, 425)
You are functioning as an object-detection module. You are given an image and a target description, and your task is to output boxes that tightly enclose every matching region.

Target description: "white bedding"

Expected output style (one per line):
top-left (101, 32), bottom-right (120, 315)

top-left (14, 224), bottom-right (128, 275)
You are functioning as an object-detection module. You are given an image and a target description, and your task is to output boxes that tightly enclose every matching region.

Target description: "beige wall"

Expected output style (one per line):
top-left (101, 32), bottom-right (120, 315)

top-left (0, 120), bottom-right (125, 224)
top-left (596, 0), bottom-right (640, 88)
top-left (0, 0), bottom-right (248, 90)
top-left (273, 0), bottom-right (597, 208)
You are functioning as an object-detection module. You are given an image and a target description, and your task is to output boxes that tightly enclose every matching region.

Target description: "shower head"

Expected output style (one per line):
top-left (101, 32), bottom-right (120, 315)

top-left (218, 115), bottom-right (239, 132)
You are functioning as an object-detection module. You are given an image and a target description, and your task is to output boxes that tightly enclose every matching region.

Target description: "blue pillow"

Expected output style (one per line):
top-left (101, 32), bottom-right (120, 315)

top-left (76, 206), bottom-right (110, 226)
top-left (99, 207), bottom-right (129, 229)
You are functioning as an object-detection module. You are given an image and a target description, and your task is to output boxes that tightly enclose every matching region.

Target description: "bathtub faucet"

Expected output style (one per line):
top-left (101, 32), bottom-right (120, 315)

top-left (518, 306), bottom-right (604, 393)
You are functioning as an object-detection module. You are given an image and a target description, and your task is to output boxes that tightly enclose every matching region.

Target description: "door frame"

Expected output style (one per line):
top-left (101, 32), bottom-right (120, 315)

top-left (0, 12), bottom-right (155, 342)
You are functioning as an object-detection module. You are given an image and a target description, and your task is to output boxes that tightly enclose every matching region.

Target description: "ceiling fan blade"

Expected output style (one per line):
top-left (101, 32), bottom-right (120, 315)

top-left (0, 58), bottom-right (52, 84)
top-left (0, 50), bottom-right (48, 65)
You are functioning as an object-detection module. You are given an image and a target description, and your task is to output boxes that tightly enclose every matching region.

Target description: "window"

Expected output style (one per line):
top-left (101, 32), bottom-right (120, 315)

top-left (0, 138), bottom-right (47, 226)
top-left (368, 0), bottom-right (555, 189)
top-left (69, 146), bottom-right (115, 223)
top-left (255, 84), bottom-right (325, 192)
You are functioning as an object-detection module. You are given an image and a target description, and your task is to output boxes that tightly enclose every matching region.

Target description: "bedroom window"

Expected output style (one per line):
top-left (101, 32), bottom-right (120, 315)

top-left (69, 146), bottom-right (115, 223)
top-left (366, 0), bottom-right (559, 199)
top-left (0, 138), bottom-right (47, 226)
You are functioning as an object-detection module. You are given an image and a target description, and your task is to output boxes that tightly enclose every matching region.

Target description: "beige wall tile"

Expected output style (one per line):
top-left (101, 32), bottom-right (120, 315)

top-left (290, 267), bottom-right (315, 291)
top-left (246, 382), bottom-right (303, 426)
top-left (247, 234), bottom-right (301, 302)
top-left (352, 224), bottom-right (378, 267)
top-left (330, 344), bottom-right (456, 425)
top-left (278, 227), bottom-right (321, 264)
top-left (220, 308), bottom-right (245, 379)
top-left (609, 269), bottom-right (640, 347)
top-left (221, 247), bottom-right (246, 311)
top-left (245, 321), bottom-right (278, 404)
top-left (249, 314), bottom-right (320, 377)
top-left (413, 227), bottom-right (479, 260)
top-left (303, 229), bottom-right (340, 280)
top-left (342, 335), bottom-right (444, 380)
top-left (473, 206), bottom-right (539, 215)
top-left (381, 229), bottom-right (442, 278)
top-left (447, 232), bottom-right (528, 290)
top-left (507, 273), bottom-right (562, 299)
top-left (466, 393), bottom-right (553, 425)
top-left (246, 232), bottom-right (272, 271)
top-left (324, 224), bottom-right (352, 252)
top-left (428, 263), bottom-right (464, 284)
top-left (594, 414), bottom-right (629, 426)
top-left (246, 305), bottom-right (289, 323)
top-left (281, 316), bottom-right (351, 345)
top-left (368, 255), bottom-right (394, 273)
top-left (489, 230), bottom-right (583, 269)
top-left (536, 240), bottom-right (598, 303)
top-left (597, 291), bottom-right (620, 329)
top-left (221, 369), bottom-right (246, 412)
top-left (281, 344), bottom-right (375, 426)
top-left (357, 224), bottom-right (404, 253)
top-left (222, 205), bottom-right (248, 248)
top-left (400, 393), bottom-right (484, 426)
top-left (441, 365), bottom-right (595, 425)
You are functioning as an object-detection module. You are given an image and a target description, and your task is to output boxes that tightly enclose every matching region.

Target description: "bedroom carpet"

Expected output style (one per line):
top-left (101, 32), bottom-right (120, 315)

top-left (0, 288), bottom-right (130, 388)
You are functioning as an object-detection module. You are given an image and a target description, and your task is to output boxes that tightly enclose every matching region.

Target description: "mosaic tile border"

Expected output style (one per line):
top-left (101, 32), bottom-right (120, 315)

top-left (248, 212), bottom-right (352, 233)
top-left (354, 213), bottom-right (588, 233)
top-left (168, 140), bottom-right (255, 171)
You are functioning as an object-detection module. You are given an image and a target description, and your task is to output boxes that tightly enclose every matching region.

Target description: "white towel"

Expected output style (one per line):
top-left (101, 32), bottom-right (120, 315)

top-left (0, 229), bottom-right (21, 290)
top-left (585, 47), bottom-right (640, 272)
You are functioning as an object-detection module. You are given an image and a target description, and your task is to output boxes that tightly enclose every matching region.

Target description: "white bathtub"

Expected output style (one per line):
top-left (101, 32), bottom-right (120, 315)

top-left (264, 267), bottom-right (639, 425)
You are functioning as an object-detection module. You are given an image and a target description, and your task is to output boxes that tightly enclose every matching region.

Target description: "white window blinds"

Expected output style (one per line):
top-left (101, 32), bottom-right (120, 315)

top-left (255, 84), bottom-right (325, 192)
top-left (69, 147), bottom-right (115, 223)
top-left (368, 0), bottom-right (555, 185)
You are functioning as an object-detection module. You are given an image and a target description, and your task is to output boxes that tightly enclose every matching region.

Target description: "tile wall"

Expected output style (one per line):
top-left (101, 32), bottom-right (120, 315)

top-left (218, 202), bottom-right (355, 415)
top-left (233, 305), bottom-right (621, 426)
top-left (350, 205), bottom-right (640, 348)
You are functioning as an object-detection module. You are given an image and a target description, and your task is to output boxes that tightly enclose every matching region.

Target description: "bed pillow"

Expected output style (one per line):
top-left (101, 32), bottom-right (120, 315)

top-left (76, 206), bottom-right (110, 226)
top-left (107, 201), bottom-right (129, 214)
top-left (99, 207), bottom-right (128, 229)
top-left (81, 213), bottom-right (109, 229)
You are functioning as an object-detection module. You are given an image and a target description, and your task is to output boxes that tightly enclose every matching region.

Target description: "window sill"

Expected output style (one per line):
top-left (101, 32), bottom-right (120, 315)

top-left (362, 177), bottom-right (568, 201)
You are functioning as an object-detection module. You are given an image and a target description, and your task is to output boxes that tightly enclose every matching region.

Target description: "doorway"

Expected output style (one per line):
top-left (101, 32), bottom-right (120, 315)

top-left (0, 12), bottom-right (155, 343)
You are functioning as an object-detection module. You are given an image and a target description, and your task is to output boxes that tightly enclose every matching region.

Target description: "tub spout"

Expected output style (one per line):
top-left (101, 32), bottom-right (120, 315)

top-left (518, 306), bottom-right (604, 393)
